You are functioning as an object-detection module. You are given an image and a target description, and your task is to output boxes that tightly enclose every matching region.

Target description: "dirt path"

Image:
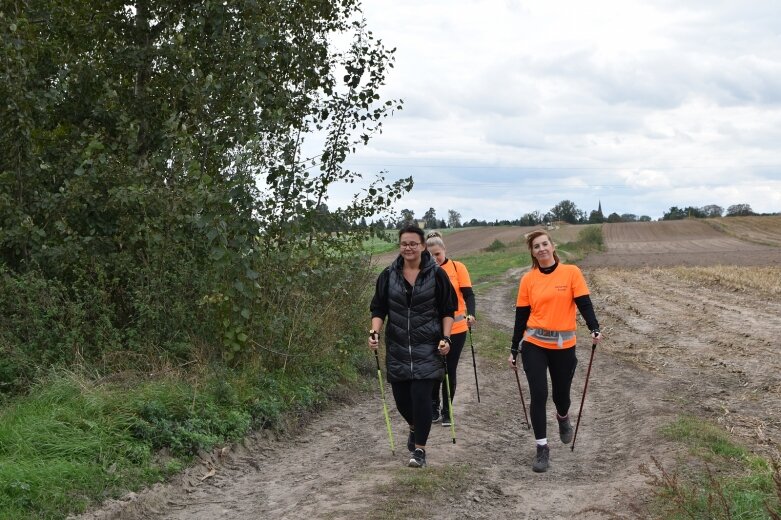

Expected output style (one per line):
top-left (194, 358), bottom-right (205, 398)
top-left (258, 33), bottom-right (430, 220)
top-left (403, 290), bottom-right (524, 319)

top-left (75, 221), bottom-right (781, 519)
top-left (74, 270), bottom-right (697, 520)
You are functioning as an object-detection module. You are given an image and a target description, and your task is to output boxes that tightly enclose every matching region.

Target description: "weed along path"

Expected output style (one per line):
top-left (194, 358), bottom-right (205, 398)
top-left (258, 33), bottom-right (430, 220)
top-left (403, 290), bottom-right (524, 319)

top-left (76, 221), bottom-right (781, 519)
top-left (72, 275), bottom-right (682, 519)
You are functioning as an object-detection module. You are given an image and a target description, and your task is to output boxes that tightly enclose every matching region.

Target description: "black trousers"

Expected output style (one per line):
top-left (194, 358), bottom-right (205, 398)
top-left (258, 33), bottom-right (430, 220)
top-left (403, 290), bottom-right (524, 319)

top-left (520, 341), bottom-right (578, 440)
top-left (431, 330), bottom-right (466, 416)
top-left (391, 378), bottom-right (436, 447)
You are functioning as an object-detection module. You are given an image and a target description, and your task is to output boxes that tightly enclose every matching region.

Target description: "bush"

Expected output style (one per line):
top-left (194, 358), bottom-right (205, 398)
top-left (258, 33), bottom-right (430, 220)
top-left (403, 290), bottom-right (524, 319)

top-left (484, 239), bottom-right (506, 252)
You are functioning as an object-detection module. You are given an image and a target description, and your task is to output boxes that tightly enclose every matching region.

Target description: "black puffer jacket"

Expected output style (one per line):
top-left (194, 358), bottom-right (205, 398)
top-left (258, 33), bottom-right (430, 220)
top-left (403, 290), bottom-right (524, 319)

top-left (371, 251), bottom-right (456, 382)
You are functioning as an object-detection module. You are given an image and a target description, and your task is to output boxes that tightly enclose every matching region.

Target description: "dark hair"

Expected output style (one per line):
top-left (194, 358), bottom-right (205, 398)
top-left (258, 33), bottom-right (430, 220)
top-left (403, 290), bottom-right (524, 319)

top-left (398, 224), bottom-right (425, 243)
top-left (526, 229), bottom-right (560, 269)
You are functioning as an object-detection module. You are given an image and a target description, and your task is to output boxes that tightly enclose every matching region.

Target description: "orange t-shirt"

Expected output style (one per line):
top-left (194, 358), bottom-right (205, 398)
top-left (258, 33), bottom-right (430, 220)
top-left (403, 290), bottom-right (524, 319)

top-left (440, 259), bottom-right (472, 335)
top-left (515, 264), bottom-right (590, 349)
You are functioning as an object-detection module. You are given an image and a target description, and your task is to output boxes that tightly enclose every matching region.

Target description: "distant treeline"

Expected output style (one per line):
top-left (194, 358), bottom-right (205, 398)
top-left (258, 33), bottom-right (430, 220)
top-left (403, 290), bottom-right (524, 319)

top-left (362, 201), bottom-right (777, 232)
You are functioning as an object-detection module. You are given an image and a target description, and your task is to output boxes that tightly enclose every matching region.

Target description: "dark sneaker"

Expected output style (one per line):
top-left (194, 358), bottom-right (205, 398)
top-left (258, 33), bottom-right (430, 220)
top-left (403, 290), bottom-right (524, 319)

top-left (407, 429), bottom-right (415, 453)
top-left (558, 415), bottom-right (574, 444)
top-left (408, 448), bottom-right (427, 468)
top-left (442, 413), bottom-right (452, 427)
top-left (432, 402), bottom-right (441, 423)
top-left (532, 444), bottom-right (550, 473)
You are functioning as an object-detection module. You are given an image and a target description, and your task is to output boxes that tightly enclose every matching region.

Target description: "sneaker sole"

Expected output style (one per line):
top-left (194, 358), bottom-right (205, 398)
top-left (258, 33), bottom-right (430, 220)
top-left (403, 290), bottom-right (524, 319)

top-left (408, 459), bottom-right (426, 468)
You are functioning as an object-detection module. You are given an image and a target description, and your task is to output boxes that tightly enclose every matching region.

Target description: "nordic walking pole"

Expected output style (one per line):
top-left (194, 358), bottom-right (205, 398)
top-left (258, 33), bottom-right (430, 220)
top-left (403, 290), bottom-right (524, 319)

top-left (571, 342), bottom-right (597, 452)
top-left (443, 355), bottom-right (456, 444)
top-left (372, 333), bottom-right (395, 455)
top-left (512, 360), bottom-right (531, 430)
top-left (468, 326), bottom-right (481, 403)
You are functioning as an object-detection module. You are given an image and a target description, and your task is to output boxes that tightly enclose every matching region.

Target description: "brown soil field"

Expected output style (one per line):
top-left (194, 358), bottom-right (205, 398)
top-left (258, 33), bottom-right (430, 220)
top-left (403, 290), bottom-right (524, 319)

top-left (580, 219), bottom-right (781, 267)
top-left (75, 219), bottom-right (781, 520)
top-left (372, 224), bottom-right (589, 266)
top-left (704, 215), bottom-right (781, 247)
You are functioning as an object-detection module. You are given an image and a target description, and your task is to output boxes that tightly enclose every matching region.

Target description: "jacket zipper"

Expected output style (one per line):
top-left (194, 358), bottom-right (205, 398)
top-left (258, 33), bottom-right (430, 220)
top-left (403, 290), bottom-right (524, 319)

top-left (407, 285), bottom-right (414, 375)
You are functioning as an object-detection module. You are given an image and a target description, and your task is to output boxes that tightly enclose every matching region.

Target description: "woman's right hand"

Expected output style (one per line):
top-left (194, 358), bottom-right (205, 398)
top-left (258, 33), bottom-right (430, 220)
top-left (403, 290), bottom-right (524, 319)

top-left (368, 330), bottom-right (379, 350)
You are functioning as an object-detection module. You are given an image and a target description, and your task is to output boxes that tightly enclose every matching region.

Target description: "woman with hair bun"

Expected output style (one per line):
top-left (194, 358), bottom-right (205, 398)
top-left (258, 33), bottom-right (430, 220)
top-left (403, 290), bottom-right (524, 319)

top-left (425, 230), bottom-right (477, 428)
top-left (508, 229), bottom-right (603, 473)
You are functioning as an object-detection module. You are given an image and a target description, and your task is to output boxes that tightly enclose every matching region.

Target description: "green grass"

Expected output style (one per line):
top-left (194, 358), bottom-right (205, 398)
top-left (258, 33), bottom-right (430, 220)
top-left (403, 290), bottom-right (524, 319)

top-left (363, 235), bottom-right (398, 255)
top-left (457, 246), bottom-right (529, 285)
top-left (643, 416), bottom-right (781, 519)
top-left (367, 464), bottom-right (473, 519)
top-left (0, 359), bottom-right (366, 520)
top-left (555, 224), bottom-right (604, 261)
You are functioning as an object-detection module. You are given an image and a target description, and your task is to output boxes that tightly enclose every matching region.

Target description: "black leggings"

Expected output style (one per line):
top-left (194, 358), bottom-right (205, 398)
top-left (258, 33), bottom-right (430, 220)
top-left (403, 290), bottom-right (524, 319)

top-left (391, 379), bottom-right (436, 447)
top-left (520, 341), bottom-right (578, 440)
top-left (431, 331), bottom-right (466, 415)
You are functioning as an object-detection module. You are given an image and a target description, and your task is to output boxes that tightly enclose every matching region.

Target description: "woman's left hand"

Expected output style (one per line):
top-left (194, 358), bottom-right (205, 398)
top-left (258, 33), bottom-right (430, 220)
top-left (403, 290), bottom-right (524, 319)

top-left (438, 339), bottom-right (450, 355)
top-left (467, 315), bottom-right (476, 329)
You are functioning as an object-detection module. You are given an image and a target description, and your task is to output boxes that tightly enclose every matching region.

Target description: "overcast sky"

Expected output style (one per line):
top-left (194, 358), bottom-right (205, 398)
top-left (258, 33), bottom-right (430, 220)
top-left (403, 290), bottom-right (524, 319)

top-left (327, 0), bottom-right (781, 222)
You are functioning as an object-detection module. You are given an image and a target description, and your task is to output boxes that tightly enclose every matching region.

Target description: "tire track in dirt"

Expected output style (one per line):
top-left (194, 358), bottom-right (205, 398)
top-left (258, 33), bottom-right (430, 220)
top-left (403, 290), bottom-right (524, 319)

top-left (74, 231), bottom-right (781, 519)
top-left (588, 268), bottom-right (781, 458)
top-left (75, 264), bottom-right (685, 520)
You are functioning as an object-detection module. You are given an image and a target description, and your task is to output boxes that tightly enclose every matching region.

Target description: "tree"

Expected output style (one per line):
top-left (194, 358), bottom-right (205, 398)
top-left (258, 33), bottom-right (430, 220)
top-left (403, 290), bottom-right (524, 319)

top-left (701, 204), bottom-right (724, 218)
top-left (620, 213), bottom-right (638, 222)
top-left (519, 211), bottom-right (544, 226)
top-left (606, 212), bottom-right (623, 223)
top-left (662, 207), bottom-right (688, 220)
top-left (399, 209), bottom-right (416, 227)
top-left (423, 207), bottom-right (438, 229)
top-left (447, 209), bottom-right (462, 228)
top-left (588, 210), bottom-right (605, 224)
top-left (683, 206), bottom-right (706, 218)
top-left (0, 1), bottom-right (411, 366)
top-left (548, 200), bottom-right (584, 224)
top-left (726, 204), bottom-right (754, 216)
top-left (639, 215), bottom-right (652, 222)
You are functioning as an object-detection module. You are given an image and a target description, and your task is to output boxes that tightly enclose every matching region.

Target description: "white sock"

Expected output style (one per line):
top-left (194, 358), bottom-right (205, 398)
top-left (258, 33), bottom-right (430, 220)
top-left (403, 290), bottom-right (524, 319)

top-left (536, 438), bottom-right (547, 446)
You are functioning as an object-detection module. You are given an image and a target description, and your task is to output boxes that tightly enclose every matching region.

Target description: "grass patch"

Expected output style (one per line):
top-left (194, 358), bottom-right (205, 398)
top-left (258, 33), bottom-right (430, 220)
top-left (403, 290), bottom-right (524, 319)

top-left (457, 246), bottom-right (530, 285)
top-left (668, 265), bottom-right (781, 297)
top-left (368, 464), bottom-right (472, 519)
top-left (555, 224), bottom-right (604, 261)
top-left (639, 416), bottom-right (781, 519)
top-left (661, 417), bottom-right (748, 461)
top-left (363, 235), bottom-right (398, 255)
top-left (484, 239), bottom-right (507, 252)
top-left (470, 326), bottom-right (512, 364)
top-left (0, 359), bottom-right (365, 520)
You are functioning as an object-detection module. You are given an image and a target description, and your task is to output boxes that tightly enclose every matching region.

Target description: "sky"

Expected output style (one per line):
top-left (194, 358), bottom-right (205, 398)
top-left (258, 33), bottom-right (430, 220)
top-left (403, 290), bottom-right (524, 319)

top-left (322, 0), bottom-right (781, 223)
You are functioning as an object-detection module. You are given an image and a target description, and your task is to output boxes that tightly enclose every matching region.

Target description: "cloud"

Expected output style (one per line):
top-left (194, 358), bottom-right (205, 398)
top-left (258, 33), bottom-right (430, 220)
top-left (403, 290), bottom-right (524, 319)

top-left (326, 0), bottom-right (781, 220)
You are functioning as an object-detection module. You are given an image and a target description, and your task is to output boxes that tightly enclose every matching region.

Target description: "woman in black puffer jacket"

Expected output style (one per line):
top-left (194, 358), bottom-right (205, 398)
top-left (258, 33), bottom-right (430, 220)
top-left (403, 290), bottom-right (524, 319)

top-left (369, 224), bottom-right (457, 468)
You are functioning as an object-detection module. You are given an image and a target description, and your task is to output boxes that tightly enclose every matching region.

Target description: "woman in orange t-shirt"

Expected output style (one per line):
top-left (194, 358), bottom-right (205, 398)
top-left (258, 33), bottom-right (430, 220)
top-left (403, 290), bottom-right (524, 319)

top-left (425, 231), bottom-right (476, 427)
top-left (507, 229), bottom-right (603, 473)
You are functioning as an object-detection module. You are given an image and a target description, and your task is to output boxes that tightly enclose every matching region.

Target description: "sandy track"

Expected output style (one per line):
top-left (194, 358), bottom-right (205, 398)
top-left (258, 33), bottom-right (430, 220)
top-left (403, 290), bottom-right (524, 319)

top-left (74, 220), bottom-right (781, 520)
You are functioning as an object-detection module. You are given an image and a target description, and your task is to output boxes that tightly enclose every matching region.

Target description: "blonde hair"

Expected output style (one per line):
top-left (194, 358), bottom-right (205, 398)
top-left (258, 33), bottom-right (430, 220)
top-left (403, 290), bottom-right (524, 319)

top-left (525, 229), bottom-right (560, 269)
top-left (425, 230), bottom-right (446, 249)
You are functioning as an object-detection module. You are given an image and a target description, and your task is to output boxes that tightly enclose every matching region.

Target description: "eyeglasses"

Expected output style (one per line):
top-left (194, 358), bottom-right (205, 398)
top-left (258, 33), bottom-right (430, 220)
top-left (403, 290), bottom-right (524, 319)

top-left (399, 242), bottom-right (421, 249)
